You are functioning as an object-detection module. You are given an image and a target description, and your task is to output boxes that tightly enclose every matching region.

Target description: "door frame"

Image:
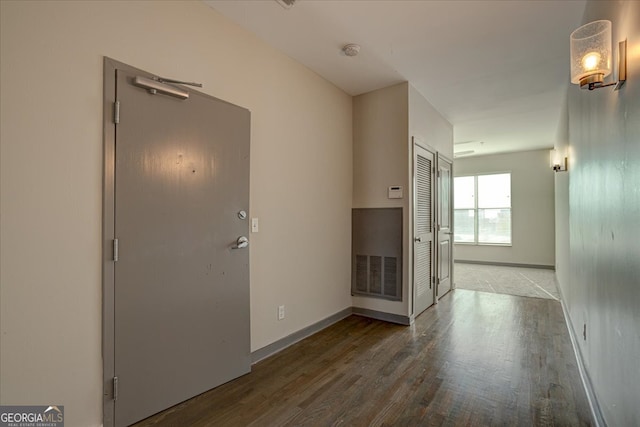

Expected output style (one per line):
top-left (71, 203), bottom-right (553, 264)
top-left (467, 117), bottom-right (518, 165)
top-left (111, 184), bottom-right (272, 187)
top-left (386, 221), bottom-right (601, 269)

top-left (435, 153), bottom-right (454, 301)
top-left (411, 137), bottom-right (437, 317)
top-left (103, 57), bottom-right (245, 426)
top-left (102, 57), bottom-right (122, 427)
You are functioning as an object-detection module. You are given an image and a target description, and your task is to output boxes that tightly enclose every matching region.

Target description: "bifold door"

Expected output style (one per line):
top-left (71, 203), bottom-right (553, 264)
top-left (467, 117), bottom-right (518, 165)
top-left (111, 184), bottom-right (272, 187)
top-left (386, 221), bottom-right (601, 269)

top-left (103, 59), bottom-right (251, 427)
top-left (413, 141), bottom-right (435, 316)
top-left (436, 155), bottom-right (453, 298)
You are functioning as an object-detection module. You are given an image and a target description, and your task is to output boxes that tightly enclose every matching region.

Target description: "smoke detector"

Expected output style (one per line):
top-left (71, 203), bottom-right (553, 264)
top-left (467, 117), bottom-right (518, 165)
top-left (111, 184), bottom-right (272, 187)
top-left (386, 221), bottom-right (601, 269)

top-left (342, 44), bottom-right (361, 57)
top-left (275, 0), bottom-right (297, 9)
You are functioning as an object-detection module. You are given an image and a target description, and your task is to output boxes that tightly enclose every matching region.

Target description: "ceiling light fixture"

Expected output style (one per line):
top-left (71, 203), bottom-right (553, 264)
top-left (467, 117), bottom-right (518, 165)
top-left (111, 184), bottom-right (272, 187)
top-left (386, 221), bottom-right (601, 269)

top-left (342, 44), bottom-right (361, 57)
top-left (570, 20), bottom-right (627, 90)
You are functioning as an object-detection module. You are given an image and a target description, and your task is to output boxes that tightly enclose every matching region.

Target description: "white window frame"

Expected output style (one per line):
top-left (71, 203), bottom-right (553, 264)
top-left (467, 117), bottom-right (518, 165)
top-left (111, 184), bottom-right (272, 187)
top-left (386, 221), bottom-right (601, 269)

top-left (454, 172), bottom-right (512, 246)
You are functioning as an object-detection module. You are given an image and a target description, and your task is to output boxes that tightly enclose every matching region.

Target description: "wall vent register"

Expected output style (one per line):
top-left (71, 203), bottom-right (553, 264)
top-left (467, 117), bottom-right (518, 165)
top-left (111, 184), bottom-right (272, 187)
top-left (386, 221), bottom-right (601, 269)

top-left (352, 208), bottom-right (402, 301)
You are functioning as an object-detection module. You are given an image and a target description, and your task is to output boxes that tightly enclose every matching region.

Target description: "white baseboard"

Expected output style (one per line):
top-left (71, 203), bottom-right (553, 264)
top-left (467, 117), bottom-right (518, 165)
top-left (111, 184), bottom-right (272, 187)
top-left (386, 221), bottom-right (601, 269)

top-left (557, 285), bottom-right (606, 427)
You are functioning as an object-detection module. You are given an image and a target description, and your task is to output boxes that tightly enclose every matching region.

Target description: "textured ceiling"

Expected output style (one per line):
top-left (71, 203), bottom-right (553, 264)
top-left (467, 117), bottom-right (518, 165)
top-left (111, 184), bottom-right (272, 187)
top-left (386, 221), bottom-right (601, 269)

top-left (206, 0), bottom-right (586, 157)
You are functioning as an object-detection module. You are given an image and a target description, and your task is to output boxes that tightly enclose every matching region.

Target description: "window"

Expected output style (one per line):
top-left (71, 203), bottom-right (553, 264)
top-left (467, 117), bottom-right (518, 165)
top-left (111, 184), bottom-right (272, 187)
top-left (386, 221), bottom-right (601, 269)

top-left (454, 173), bottom-right (511, 245)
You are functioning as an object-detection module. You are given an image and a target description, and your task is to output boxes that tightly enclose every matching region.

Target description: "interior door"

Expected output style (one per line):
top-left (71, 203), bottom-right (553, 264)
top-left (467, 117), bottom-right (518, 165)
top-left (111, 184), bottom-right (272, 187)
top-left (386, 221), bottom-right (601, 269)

top-left (413, 141), bottom-right (435, 317)
top-left (111, 66), bottom-right (250, 426)
top-left (436, 155), bottom-right (453, 298)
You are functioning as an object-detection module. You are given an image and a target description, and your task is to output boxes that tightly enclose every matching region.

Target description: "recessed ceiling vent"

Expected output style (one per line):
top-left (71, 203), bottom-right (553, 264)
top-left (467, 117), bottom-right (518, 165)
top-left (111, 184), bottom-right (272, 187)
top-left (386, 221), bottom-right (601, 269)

top-left (276, 0), bottom-right (297, 9)
top-left (454, 150), bottom-right (475, 158)
top-left (454, 140), bottom-right (484, 146)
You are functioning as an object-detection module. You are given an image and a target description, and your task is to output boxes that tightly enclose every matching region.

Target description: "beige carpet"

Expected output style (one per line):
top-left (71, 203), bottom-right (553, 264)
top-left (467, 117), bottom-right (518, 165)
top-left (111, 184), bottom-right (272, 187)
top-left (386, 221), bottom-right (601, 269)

top-left (454, 263), bottom-right (559, 300)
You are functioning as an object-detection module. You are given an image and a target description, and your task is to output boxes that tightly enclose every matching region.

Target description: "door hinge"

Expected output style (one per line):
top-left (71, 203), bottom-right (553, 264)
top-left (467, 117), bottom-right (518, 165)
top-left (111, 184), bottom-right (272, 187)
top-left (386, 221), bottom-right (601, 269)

top-left (114, 101), bottom-right (120, 124)
top-left (113, 239), bottom-right (119, 262)
top-left (113, 376), bottom-right (119, 401)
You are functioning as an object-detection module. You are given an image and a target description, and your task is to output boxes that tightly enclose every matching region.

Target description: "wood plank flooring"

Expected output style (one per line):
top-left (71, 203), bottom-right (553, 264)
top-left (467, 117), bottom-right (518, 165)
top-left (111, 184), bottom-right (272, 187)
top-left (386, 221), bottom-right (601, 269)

top-left (133, 289), bottom-right (592, 426)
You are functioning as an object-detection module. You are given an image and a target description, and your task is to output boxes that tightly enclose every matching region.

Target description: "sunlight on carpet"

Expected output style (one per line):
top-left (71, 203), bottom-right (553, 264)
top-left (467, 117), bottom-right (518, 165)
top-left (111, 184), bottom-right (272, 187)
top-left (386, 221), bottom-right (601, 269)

top-left (454, 263), bottom-right (559, 300)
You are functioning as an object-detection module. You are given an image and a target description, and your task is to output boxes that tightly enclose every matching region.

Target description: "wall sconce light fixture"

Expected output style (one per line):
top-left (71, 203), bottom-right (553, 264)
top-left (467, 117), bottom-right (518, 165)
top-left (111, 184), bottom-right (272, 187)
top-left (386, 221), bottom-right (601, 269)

top-left (550, 149), bottom-right (568, 172)
top-left (570, 20), bottom-right (627, 90)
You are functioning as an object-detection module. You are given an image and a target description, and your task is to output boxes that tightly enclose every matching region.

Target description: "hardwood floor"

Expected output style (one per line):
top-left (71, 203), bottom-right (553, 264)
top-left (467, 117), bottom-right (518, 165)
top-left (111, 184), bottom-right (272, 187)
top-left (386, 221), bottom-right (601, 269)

top-left (134, 289), bottom-right (592, 426)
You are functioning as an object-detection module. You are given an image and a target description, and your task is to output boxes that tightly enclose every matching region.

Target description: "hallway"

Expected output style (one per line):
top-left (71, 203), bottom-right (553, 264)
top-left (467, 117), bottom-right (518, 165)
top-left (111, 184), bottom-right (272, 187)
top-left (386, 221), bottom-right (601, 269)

top-left (135, 289), bottom-right (591, 426)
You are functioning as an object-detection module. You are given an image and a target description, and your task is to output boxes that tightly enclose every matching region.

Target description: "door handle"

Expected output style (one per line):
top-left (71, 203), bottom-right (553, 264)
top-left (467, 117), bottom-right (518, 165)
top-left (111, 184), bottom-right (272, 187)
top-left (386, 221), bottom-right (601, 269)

top-left (233, 236), bottom-right (249, 249)
top-left (414, 237), bottom-right (422, 243)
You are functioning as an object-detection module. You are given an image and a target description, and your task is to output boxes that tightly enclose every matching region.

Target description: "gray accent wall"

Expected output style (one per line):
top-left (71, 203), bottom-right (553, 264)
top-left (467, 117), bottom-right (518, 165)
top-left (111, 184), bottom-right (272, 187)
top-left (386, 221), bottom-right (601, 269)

top-left (454, 149), bottom-right (556, 266)
top-left (556, 1), bottom-right (640, 426)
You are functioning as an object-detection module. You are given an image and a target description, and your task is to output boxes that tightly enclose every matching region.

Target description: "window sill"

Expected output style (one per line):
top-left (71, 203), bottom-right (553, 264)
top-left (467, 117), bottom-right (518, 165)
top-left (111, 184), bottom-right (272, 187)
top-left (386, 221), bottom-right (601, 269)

top-left (454, 242), bottom-right (512, 247)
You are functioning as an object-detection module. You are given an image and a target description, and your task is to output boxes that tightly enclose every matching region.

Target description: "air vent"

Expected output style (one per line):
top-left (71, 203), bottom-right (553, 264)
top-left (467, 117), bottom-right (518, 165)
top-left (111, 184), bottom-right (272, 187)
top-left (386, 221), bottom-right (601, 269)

top-left (356, 255), bottom-right (368, 292)
top-left (352, 208), bottom-right (402, 301)
top-left (454, 150), bottom-right (475, 157)
top-left (276, 0), bottom-right (297, 9)
top-left (454, 140), bottom-right (482, 146)
top-left (383, 257), bottom-right (397, 297)
top-left (354, 255), bottom-right (399, 299)
top-left (370, 256), bottom-right (382, 294)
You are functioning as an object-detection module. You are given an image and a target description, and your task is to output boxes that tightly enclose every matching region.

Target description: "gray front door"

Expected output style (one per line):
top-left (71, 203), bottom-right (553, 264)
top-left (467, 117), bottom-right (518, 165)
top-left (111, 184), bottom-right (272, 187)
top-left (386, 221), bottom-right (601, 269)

top-left (436, 155), bottom-right (453, 298)
top-left (413, 141), bottom-right (435, 316)
top-left (111, 66), bottom-right (250, 426)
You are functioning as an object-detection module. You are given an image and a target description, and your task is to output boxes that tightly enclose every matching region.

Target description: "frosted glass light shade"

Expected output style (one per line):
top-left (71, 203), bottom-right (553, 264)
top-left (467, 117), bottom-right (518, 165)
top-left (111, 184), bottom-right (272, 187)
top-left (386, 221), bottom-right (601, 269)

top-left (550, 148), bottom-right (568, 172)
top-left (570, 20), bottom-right (612, 85)
top-left (550, 149), bottom-right (560, 168)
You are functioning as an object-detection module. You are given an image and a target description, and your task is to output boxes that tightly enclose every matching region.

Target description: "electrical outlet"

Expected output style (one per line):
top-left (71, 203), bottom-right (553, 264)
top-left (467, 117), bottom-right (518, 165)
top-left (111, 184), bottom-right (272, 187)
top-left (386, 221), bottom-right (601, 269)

top-left (278, 305), bottom-right (285, 320)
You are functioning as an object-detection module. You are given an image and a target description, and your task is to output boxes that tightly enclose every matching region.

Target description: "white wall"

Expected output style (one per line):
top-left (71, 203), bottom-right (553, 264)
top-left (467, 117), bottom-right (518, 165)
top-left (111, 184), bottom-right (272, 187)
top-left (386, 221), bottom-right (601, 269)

top-left (0, 1), bottom-right (352, 426)
top-left (352, 82), bottom-right (409, 316)
top-left (353, 83), bottom-right (409, 210)
top-left (408, 84), bottom-right (454, 160)
top-left (352, 83), bottom-right (453, 318)
top-left (407, 84), bottom-right (454, 314)
top-left (454, 149), bottom-right (556, 266)
top-left (557, 1), bottom-right (640, 425)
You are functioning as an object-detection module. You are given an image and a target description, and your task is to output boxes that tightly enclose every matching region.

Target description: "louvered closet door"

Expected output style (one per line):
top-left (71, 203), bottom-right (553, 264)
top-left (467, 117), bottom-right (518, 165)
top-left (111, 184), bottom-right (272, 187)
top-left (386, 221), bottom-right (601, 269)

top-left (414, 142), bottom-right (435, 316)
